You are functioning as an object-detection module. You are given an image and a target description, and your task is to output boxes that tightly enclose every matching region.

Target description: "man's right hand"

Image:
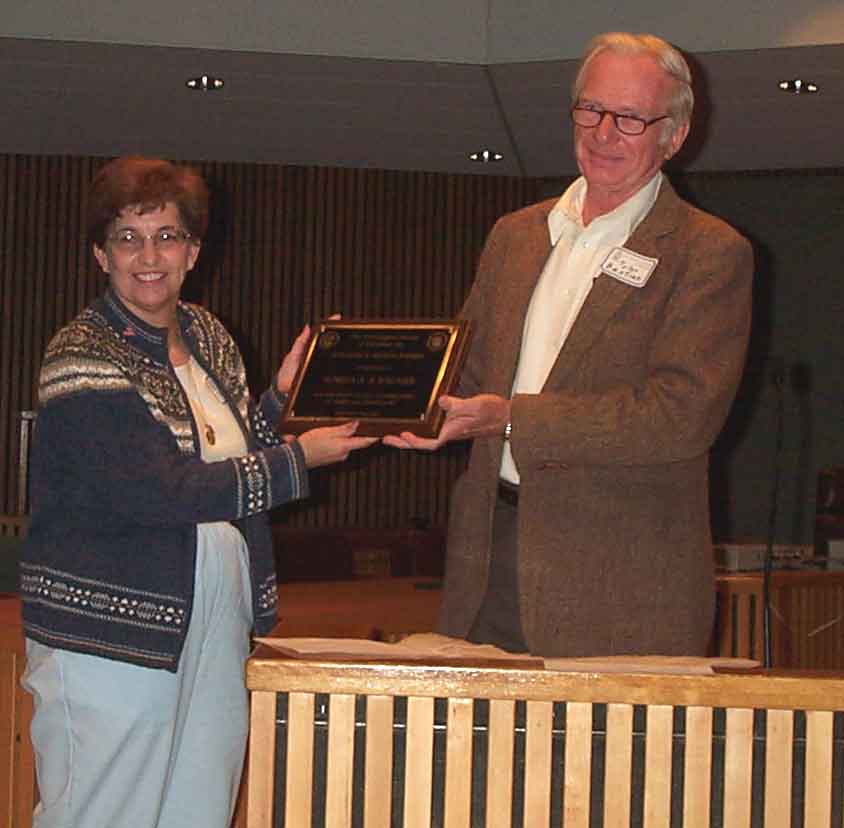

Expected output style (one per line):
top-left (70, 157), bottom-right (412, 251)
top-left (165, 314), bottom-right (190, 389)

top-left (382, 393), bottom-right (511, 451)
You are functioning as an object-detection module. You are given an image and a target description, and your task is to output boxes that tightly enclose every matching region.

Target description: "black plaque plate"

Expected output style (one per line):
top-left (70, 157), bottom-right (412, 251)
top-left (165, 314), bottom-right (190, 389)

top-left (279, 320), bottom-right (471, 437)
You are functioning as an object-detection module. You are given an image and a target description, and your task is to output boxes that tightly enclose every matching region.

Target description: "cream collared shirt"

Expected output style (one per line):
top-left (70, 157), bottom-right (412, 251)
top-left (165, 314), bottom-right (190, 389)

top-left (500, 172), bottom-right (663, 484)
top-left (174, 357), bottom-right (247, 462)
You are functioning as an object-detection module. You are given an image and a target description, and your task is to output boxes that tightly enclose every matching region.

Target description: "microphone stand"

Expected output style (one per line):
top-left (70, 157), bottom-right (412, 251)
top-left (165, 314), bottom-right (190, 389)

top-left (763, 367), bottom-right (785, 668)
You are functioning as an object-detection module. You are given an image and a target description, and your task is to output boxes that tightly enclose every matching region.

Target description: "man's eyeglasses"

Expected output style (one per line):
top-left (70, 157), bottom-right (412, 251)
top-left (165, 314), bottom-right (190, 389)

top-left (570, 106), bottom-right (670, 136)
top-left (107, 228), bottom-right (193, 254)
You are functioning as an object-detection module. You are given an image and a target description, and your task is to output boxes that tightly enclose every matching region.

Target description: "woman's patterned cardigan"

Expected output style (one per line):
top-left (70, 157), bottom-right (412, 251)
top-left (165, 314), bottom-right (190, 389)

top-left (20, 288), bottom-right (308, 671)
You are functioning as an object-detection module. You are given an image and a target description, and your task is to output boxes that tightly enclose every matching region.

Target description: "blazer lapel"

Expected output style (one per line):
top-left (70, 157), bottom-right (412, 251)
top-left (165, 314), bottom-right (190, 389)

top-left (542, 180), bottom-right (682, 389)
top-left (490, 201), bottom-right (556, 394)
top-left (481, 200), bottom-right (554, 482)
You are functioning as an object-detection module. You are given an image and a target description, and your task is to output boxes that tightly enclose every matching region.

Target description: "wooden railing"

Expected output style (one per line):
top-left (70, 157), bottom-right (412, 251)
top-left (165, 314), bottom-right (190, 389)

top-left (245, 650), bottom-right (844, 827)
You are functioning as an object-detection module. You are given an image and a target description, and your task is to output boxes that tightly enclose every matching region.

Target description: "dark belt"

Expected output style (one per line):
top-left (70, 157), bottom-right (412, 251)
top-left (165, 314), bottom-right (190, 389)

top-left (497, 480), bottom-right (519, 507)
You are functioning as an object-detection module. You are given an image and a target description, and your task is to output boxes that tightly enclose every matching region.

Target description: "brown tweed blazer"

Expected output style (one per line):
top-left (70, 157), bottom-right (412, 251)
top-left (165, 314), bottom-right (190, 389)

top-left (439, 180), bottom-right (753, 657)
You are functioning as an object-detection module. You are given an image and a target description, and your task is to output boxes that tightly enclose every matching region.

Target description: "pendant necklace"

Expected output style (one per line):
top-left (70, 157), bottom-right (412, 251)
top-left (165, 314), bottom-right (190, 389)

top-left (187, 359), bottom-right (217, 446)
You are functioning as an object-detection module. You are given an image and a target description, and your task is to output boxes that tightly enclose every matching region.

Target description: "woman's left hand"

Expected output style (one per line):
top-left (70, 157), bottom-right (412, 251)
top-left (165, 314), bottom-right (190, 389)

top-left (276, 325), bottom-right (311, 394)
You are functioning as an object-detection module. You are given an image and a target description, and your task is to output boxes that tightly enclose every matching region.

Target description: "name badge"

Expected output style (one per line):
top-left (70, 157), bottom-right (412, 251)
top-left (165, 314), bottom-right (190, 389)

top-left (601, 247), bottom-right (658, 288)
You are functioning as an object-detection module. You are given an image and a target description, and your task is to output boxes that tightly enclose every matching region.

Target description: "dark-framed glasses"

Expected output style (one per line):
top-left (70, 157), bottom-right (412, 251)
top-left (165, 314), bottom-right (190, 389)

top-left (570, 106), bottom-right (670, 136)
top-left (107, 227), bottom-right (193, 254)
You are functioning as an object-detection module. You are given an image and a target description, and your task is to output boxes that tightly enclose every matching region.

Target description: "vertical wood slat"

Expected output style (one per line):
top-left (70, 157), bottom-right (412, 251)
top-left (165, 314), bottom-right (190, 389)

top-left (796, 586), bottom-right (810, 668)
top-left (737, 592), bottom-right (756, 660)
top-left (285, 691), bottom-right (316, 828)
top-left (403, 696), bottom-right (435, 828)
top-left (524, 701), bottom-right (553, 827)
top-left (723, 708), bottom-right (754, 828)
top-left (603, 703), bottom-right (633, 828)
top-left (564, 702), bottom-right (593, 828)
top-left (764, 709), bottom-right (793, 828)
top-left (443, 697), bottom-right (474, 828)
top-left (804, 710), bottom-right (834, 828)
top-left (643, 704), bottom-right (673, 828)
top-left (719, 594), bottom-right (736, 657)
top-left (0, 156), bottom-right (13, 519)
top-left (717, 580), bottom-right (765, 661)
top-left (325, 693), bottom-right (356, 828)
top-left (246, 691), bottom-right (278, 828)
top-left (683, 706), bottom-right (713, 828)
top-left (485, 699), bottom-right (515, 828)
top-left (363, 695), bottom-right (394, 828)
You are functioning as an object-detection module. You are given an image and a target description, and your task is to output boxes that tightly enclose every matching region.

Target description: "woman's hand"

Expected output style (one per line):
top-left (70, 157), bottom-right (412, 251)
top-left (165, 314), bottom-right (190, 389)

top-left (295, 421), bottom-right (378, 469)
top-left (276, 325), bottom-right (311, 394)
top-left (277, 315), bottom-right (342, 394)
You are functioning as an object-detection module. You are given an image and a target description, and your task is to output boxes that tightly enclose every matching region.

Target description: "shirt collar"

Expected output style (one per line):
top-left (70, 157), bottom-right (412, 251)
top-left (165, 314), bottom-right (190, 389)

top-left (547, 171), bottom-right (663, 245)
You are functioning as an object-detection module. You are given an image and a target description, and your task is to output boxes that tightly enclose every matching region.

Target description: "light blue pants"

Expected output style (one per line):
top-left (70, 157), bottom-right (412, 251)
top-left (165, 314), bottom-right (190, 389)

top-left (22, 523), bottom-right (254, 828)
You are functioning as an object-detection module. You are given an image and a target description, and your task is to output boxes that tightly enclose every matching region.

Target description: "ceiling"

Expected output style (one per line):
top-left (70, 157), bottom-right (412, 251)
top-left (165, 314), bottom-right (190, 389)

top-left (1, 35), bottom-right (842, 178)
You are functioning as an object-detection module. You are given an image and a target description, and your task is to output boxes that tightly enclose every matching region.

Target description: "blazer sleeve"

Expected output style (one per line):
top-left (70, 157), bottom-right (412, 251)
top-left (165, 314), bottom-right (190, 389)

top-left (509, 218), bottom-right (753, 470)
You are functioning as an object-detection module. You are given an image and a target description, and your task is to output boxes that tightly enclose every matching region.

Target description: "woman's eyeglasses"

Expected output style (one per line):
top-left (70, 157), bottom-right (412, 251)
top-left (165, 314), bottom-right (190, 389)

top-left (107, 228), bottom-right (193, 254)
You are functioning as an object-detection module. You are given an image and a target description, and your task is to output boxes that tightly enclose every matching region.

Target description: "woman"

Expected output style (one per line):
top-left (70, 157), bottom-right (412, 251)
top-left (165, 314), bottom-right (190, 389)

top-left (20, 156), bottom-right (376, 828)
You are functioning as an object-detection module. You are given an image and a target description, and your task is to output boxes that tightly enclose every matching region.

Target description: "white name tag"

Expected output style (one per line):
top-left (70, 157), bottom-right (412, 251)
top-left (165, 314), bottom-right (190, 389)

top-left (601, 247), bottom-right (658, 288)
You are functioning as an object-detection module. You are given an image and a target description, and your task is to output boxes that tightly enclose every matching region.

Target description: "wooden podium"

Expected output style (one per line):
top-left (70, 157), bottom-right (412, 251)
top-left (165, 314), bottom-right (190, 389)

top-left (244, 646), bottom-right (844, 828)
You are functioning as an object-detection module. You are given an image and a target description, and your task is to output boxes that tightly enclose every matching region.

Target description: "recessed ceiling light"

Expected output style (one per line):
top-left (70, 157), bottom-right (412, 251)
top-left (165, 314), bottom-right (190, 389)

top-left (778, 79), bottom-right (818, 94)
top-left (186, 75), bottom-right (224, 91)
top-left (469, 149), bottom-right (504, 163)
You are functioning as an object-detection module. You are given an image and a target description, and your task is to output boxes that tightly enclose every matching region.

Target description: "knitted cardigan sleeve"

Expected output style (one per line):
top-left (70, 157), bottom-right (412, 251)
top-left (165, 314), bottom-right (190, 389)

top-left (252, 385), bottom-right (289, 448)
top-left (31, 387), bottom-right (308, 530)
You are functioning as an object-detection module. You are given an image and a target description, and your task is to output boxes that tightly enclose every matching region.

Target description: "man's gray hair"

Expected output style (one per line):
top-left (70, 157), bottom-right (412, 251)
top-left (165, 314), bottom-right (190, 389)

top-left (572, 32), bottom-right (694, 131)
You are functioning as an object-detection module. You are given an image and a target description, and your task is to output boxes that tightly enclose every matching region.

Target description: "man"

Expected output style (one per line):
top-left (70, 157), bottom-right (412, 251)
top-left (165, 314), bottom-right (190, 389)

top-left (384, 32), bottom-right (752, 657)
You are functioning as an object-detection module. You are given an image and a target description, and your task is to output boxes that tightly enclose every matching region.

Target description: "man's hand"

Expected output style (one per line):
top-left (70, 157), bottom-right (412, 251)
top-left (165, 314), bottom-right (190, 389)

top-left (382, 393), bottom-right (511, 451)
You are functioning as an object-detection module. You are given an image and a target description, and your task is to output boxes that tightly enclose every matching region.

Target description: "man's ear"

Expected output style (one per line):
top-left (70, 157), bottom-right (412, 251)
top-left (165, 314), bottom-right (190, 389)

top-left (664, 121), bottom-right (690, 161)
top-left (93, 244), bottom-right (109, 274)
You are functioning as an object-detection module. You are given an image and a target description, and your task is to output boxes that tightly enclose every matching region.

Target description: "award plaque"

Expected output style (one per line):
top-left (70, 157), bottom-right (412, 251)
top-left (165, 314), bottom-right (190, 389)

top-left (279, 320), bottom-right (471, 437)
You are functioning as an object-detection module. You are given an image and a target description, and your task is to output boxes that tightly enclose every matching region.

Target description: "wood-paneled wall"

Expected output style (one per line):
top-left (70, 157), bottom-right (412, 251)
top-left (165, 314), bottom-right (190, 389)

top-left (0, 154), bottom-right (541, 527)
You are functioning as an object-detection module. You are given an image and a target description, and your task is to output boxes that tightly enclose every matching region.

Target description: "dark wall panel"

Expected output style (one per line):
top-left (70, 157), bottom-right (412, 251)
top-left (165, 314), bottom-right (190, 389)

top-left (0, 155), bottom-right (540, 527)
top-left (5, 155), bottom-right (843, 544)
